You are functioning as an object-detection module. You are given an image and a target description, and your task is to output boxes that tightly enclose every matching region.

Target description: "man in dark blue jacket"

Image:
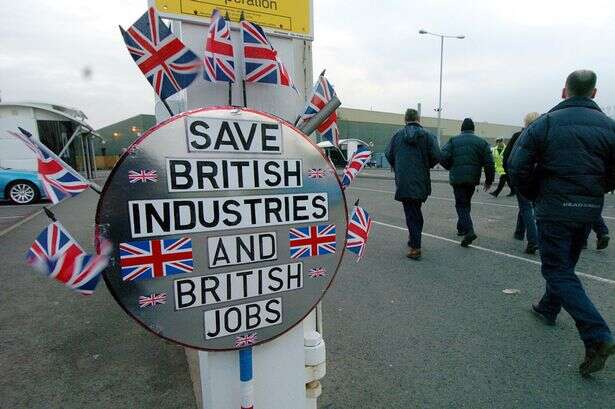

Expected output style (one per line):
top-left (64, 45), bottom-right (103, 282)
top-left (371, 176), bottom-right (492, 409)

top-left (440, 118), bottom-right (495, 247)
top-left (386, 108), bottom-right (440, 260)
top-left (508, 69), bottom-right (615, 377)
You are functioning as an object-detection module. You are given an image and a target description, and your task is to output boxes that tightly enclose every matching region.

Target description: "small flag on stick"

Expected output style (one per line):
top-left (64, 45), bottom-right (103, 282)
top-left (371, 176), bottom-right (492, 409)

top-left (119, 7), bottom-right (200, 101)
top-left (8, 128), bottom-right (90, 203)
top-left (297, 71), bottom-right (340, 145)
top-left (341, 146), bottom-right (372, 190)
top-left (204, 9), bottom-right (236, 83)
top-left (241, 19), bottom-right (297, 93)
top-left (346, 201), bottom-right (373, 261)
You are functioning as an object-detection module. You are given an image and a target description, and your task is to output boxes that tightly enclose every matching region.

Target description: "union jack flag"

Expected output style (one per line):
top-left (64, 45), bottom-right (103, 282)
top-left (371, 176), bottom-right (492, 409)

top-left (9, 128), bottom-right (89, 204)
top-left (341, 147), bottom-right (372, 190)
top-left (204, 9), bottom-right (236, 83)
top-left (346, 205), bottom-right (373, 261)
top-left (235, 332), bottom-right (257, 348)
top-left (298, 73), bottom-right (339, 145)
top-left (138, 293), bottom-right (168, 308)
top-left (119, 237), bottom-right (193, 282)
top-left (26, 222), bottom-right (108, 295)
top-left (289, 224), bottom-right (336, 259)
top-left (241, 20), bottom-right (297, 92)
top-left (308, 168), bottom-right (326, 179)
top-left (308, 267), bottom-right (328, 278)
top-left (128, 170), bottom-right (158, 183)
top-left (120, 7), bottom-right (200, 100)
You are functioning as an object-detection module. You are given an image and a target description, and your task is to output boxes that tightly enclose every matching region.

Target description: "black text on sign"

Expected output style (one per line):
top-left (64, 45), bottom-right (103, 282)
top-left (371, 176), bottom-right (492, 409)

top-left (129, 193), bottom-right (329, 238)
top-left (204, 298), bottom-right (283, 339)
top-left (208, 232), bottom-right (277, 268)
top-left (186, 117), bottom-right (282, 154)
top-left (166, 158), bottom-right (302, 192)
top-left (174, 262), bottom-right (302, 310)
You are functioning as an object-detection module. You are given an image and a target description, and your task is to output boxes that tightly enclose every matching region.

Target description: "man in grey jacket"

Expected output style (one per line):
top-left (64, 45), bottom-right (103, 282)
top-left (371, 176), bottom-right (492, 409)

top-left (385, 109), bottom-right (440, 260)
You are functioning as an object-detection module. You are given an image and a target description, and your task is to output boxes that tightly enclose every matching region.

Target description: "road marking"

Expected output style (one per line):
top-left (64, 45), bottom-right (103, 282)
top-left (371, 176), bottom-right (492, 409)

top-left (0, 210), bottom-right (44, 238)
top-left (351, 186), bottom-right (615, 215)
top-left (0, 216), bottom-right (25, 219)
top-left (372, 220), bottom-right (615, 286)
top-left (0, 203), bottom-right (47, 208)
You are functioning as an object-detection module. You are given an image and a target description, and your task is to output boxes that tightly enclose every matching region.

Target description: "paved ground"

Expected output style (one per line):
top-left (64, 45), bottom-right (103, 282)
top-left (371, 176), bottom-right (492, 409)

top-left (319, 178), bottom-right (615, 409)
top-left (2, 172), bottom-right (614, 408)
top-left (0, 200), bottom-right (47, 233)
top-left (0, 189), bottom-right (196, 409)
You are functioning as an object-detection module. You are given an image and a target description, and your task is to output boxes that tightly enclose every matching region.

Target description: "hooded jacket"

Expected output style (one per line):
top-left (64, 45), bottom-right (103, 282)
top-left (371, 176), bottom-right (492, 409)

top-left (385, 123), bottom-right (440, 202)
top-left (440, 131), bottom-right (495, 186)
top-left (508, 96), bottom-right (615, 222)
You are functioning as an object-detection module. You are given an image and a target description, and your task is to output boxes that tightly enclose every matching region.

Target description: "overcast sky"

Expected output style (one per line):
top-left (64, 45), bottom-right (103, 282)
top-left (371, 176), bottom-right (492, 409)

top-left (1, 0), bottom-right (614, 129)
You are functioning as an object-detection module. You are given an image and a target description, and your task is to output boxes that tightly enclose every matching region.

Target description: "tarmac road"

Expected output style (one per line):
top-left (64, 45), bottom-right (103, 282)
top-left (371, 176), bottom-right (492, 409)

top-left (319, 177), bottom-right (615, 409)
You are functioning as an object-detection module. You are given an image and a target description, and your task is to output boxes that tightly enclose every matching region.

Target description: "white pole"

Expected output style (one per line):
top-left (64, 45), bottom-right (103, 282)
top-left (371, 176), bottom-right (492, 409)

top-left (437, 35), bottom-right (444, 147)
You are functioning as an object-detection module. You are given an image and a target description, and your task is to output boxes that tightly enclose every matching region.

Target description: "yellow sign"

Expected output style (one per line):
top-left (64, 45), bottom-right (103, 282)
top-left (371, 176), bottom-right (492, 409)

top-left (153, 0), bottom-right (312, 39)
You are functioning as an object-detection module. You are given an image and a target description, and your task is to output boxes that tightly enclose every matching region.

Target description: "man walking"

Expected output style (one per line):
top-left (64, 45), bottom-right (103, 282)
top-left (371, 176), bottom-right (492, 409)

top-left (385, 108), bottom-right (440, 260)
top-left (440, 118), bottom-right (495, 247)
top-left (490, 138), bottom-right (514, 197)
top-left (503, 112), bottom-right (540, 254)
top-left (508, 69), bottom-right (615, 376)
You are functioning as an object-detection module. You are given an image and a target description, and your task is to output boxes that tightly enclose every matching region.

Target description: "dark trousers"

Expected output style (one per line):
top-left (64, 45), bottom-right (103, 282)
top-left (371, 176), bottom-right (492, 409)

top-left (492, 174), bottom-right (513, 196)
top-left (592, 216), bottom-right (609, 238)
top-left (536, 221), bottom-right (613, 346)
top-left (514, 193), bottom-right (538, 245)
top-left (402, 200), bottom-right (423, 249)
top-left (453, 185), bottom-right (475, 235)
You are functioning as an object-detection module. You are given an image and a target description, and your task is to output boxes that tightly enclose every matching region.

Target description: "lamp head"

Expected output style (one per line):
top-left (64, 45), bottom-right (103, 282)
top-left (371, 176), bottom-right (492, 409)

top-left (419, 29), bottom-right (428, 34)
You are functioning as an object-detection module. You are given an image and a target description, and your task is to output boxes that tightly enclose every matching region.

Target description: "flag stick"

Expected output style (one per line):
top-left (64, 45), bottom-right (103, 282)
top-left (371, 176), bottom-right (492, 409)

top-left (239, 347), bottom-right (255, 409)
top-left (354, 199), bottom-right (360, 207)
top-left (242, 79), bottom-right (247, 108)
top-left (161, 98), bottom-right (174, 117)
top-left (228, 81), bottom-right (233, 106)
top-left (43, 207), bottom-right (57, 222)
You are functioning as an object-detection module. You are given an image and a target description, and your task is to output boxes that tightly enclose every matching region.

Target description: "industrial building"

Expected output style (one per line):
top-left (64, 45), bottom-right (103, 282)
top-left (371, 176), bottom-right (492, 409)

top-left (93, 108), bottom-right (522, 169)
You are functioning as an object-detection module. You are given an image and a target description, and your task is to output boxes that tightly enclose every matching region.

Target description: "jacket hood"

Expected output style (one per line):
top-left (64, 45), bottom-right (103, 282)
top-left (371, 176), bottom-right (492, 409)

top-left (549, 96), bottom-right (602, 114)
top-left (403, 123), bottom-right (424, 145)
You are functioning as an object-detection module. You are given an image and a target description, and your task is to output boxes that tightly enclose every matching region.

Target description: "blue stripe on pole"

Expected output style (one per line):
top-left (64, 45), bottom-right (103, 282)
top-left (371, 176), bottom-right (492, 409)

top-left (239, 347), bottom-right (253, 381)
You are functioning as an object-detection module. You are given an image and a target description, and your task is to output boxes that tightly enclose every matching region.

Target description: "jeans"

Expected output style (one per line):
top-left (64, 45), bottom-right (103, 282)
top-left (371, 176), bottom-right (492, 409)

top-left (453, 185), bottom-right (475, 235)
top-left (536, 220), bottom-right (613, 346)
top-left (402, 200), bottom-right (423, 249)
top-left (514, 193), bottom-right (538, 245)
top-left (592, 216), bottom-right (609, 238)
top-left (492, 174), bottom-right (513, 196)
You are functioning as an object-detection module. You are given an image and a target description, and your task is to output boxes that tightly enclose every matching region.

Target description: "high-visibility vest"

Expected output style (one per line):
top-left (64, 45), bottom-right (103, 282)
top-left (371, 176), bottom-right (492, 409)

top-left (492, 146), bottom-right (506, 175)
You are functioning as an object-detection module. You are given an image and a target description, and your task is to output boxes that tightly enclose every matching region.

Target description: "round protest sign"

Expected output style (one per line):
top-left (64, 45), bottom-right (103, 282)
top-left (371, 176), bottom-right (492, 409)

top-left (96, 107), bottom-right (347, 350)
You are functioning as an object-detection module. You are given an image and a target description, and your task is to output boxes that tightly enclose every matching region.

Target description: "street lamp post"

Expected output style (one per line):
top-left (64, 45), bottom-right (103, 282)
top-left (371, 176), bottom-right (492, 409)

top-left (419, 29), bottom-right (465, 146)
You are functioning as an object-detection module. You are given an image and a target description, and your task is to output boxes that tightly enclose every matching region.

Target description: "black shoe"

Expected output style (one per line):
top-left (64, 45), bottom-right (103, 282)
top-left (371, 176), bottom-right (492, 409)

top-left (514, 233), bottom-right (524, 241)
top-left (579, 341), bottom-right (615, 377)
top-left (597, 235), bottom-right (610, 250)
top-left (525, 243), bottom-right (538, 255)
top-left (461, 232), bottom-right (477, 247)
top-left (531, 304), bottom-right (556, 326)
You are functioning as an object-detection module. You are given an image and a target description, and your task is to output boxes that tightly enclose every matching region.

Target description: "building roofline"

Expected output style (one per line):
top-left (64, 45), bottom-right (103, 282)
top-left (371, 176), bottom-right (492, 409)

top-left (338, 106), bottom-right (522, 128)
top-left (0, 101), bottom-right (98, 133)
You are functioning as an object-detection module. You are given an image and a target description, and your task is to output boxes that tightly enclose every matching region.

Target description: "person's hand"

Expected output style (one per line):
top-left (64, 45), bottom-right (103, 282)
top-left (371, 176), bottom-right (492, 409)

top-left (483, 182), bottom-right (492, 191)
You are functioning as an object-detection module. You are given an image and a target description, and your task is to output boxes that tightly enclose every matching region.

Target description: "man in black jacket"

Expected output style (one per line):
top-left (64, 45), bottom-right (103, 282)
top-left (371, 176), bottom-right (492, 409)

top-left (385, 108), bottom-right (440, 260)
top-left (508, 70), bottom-right (615, 376)
top-left (440, 118), bottom-right (495, 247)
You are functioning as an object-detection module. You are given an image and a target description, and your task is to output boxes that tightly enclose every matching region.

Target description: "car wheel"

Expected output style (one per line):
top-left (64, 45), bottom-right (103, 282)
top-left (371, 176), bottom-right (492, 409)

top-left (7, 181), bottom-right (39, 205)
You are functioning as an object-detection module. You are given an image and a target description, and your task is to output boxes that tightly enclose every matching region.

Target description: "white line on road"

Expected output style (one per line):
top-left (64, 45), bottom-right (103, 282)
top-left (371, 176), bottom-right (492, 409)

top-left (372, 220), bottom-right (615, 286)
top-left (0, 216), bottom-right (25, 219)
top-left (351, 186), bottom-right (615, 215)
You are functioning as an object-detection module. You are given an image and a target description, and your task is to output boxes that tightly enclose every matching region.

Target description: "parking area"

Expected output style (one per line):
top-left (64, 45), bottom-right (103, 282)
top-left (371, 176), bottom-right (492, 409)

top-left (0, 200), bottom-right (48, 234)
